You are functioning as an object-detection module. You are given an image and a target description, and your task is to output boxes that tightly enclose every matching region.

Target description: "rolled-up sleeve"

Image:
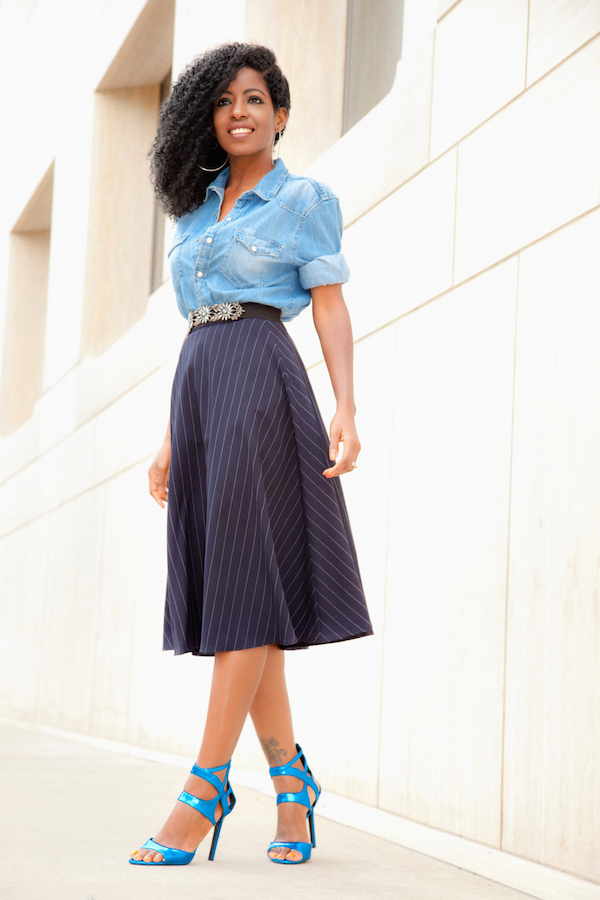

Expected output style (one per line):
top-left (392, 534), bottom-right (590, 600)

top-left (295, 197), bottom-right (350, 290)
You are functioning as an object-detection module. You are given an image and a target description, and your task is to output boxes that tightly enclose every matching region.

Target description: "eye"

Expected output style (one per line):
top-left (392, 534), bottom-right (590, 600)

top-left (216, 98), bottom-right (231, 107)
top-left (248, 96), bottom-right (263, 103)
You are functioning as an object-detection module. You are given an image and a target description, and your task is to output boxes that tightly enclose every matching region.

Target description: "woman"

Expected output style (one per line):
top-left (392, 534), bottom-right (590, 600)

top-left (130, 42), bottom-right (373, 868)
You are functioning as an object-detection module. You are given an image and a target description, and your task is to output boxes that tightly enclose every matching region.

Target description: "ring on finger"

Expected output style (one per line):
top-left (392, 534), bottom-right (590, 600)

top-left (351, 461), bottom-right (358, 469)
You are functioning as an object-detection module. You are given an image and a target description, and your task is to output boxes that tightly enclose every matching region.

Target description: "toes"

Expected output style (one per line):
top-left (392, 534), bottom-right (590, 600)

top-left (269, 847), bottom-right (303, 861)
top-left (134, 849), bottom-right (164, 863)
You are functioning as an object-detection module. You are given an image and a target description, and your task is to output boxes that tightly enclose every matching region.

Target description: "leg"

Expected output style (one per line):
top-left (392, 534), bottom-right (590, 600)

top-left (250, 645), bottom-right (319, 862)
top-left (132, 645), bottom-right (269, 863)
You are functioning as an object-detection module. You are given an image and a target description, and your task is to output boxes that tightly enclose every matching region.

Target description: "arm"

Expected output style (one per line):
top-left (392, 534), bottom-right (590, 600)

top-left (147, 329), bottom-right (190, 506)
top-left (311, 283), bottom-right (360, 478)
top-left (148, 418), bottom-right (171, 507)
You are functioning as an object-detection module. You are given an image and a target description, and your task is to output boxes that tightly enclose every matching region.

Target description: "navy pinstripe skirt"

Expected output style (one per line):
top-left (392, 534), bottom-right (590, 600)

top-left (163, 315), bottom-right (373, 656)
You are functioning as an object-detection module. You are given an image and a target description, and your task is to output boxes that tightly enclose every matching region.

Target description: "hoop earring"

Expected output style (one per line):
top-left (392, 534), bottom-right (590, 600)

top-left (199, 152), bottom-right (229, 173)
top-left (272, 131), bottom-right (282, 163)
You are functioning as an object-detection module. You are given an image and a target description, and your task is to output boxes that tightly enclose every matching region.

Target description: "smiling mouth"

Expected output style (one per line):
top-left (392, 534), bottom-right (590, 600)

top-left (229, 127), bottom-right (254, 135)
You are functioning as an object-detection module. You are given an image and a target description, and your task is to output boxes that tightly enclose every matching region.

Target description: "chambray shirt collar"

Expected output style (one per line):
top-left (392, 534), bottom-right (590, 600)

top-left (207, 158), bottom-right (288, 202)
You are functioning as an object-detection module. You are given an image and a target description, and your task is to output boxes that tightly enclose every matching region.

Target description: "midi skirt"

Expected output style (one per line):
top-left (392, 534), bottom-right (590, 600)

top-left (163, 315), bottom-right (373, 656)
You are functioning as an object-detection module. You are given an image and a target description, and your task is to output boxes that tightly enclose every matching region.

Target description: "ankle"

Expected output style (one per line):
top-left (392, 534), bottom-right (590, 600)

top-left (272, 772), bottom-right (304, 795)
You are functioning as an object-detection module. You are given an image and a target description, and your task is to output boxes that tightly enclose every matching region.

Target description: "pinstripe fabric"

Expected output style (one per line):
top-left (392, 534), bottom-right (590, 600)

top-left (163, 317), bottom-right (373, 656)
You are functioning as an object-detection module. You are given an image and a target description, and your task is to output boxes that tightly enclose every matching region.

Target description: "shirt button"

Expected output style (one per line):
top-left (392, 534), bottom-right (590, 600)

top-left (197, 271), bottom-right (203, 277)
top-left (206, 237), bottom-right (212, 243)
top-left (251, 246), bottom-right (257, 252)
top-left (226, 217), bottom-right (232, 222)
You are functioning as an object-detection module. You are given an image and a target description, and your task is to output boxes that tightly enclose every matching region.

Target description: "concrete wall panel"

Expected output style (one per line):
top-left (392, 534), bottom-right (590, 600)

top-left (527, 0), bottom-right (600, 85)
top-left (0, 232), bottom-right (50, 436)
top-left (0, 516), bottom-right (50, 719)
top-left (431, 0), bottom-right (528, 158)
top-left (503, 209), bottom-right (600, 882)
top-left (349, 149), bottom-right (456, 339)
top-left (454, 34), bottom-right (600, 282)
top-left (379, 259), bottom-right (518, 844)
top-left (246, 0), bottom-right (348, 175)
top-left (306, 33), bottom-right (434, 227)
top-left (35, 486), bottom-right (106, 731)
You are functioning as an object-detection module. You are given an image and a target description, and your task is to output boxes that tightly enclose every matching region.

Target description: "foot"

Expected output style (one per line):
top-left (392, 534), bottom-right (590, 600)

top-left (130, 768), bottom-right (225, 863)
top-left (267, 770), bottom-right (320, 863)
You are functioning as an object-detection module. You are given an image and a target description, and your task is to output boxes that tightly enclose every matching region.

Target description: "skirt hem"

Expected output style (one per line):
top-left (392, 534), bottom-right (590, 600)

top-left (164, 628), bottom-right (375, 658)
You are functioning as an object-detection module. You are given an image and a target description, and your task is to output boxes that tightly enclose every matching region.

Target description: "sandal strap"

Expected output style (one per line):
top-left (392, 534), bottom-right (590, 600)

top-left (268, 840), bottom-right (312, 852)
top-left (177, 760), bottom-right (235, 826)
top-left (135, 838), bottom-right (195, 865)
top-left (268, 744), bottom-right (304, 777)
top-left (268, 745), bottom-right (320, 811)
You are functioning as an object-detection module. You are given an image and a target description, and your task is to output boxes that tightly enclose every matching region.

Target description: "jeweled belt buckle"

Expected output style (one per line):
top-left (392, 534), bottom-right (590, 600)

top-left (188, 301), bottom-right (245, 332)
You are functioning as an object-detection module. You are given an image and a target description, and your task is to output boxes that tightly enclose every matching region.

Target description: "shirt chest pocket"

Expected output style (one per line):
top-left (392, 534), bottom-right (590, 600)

top-left (221, 229), bottom-right (283, 288)
top-left (168, 233), bottom-right (190, 291)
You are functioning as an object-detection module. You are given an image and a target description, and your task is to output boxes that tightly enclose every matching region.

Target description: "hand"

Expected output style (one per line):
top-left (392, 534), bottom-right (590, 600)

top-left (148, 437), bottom-right (171, 507)
top-left (323, 409), bottom-right (360, 478)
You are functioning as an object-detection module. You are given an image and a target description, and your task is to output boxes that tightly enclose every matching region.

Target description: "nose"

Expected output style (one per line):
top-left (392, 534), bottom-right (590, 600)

top-left (230, 96), bottom-right (247, 118)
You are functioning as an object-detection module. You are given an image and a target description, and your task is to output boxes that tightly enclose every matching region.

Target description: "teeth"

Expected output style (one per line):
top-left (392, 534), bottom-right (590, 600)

top-left (230, 128), bottom-right (253, 134)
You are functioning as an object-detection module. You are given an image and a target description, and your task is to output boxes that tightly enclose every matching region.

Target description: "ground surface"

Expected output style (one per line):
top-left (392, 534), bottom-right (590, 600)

top-left (0, 722), bottom-right (537, 900)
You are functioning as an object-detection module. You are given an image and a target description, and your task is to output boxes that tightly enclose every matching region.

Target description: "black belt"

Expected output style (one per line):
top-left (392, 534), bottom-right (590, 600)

top-left (187, 301), bottom-right (282, 332)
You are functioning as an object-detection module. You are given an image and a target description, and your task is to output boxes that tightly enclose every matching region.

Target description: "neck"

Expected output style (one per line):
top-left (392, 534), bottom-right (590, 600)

top-left (226, 151), bottom-right (275, 193)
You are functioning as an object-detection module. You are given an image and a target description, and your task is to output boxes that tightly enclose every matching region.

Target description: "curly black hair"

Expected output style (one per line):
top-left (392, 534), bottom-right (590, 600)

top-left (149, 43), bottom-right (291, 220)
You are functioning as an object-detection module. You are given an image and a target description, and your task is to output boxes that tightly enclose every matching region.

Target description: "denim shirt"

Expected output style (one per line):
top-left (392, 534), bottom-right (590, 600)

top-left (168, 159), bottom-right (349, 323)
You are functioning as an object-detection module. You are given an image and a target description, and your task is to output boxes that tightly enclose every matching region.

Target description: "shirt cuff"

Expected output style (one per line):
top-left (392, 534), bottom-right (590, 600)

top-left (298, 252), bottom-right (350, 290)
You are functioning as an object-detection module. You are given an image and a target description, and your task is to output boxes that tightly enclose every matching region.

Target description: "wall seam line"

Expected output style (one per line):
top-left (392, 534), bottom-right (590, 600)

top-left (375, 321), bottom-right (399, 809)
top-left (344, 29), bottom-right (600, 231)
top-left (325, 199), bottom-right (600, 357)
top-left (451, 144), bottom-right (459, 285)
top-left (87, 480), bottom-right (109, 737)
top-left (0, 454), bottom-right (155, 541)
top-left (500, 253), bottom-right (521, 850)
top-left (436, 0), bottom-right (463, 25)
top-left (524, 0), bottom-right (531, 89)
top-left (0, 352), bottom-right (179, 489)
top-left (427, 25), bottom-right (436, 163)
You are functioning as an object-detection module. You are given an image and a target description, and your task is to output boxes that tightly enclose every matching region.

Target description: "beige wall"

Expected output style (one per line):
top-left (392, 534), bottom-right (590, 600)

top-left (245, 0), bottom-right (348, 174)
top-left (1, 0), bottom-right (600, 887)
top-left (82, 85), bottom-right (159, 356)
top-left (0, 231), bottom-right (50, 435)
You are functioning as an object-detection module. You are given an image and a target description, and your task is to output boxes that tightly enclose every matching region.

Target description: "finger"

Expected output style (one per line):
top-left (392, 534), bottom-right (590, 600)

top-left (329, 438), bottom-right (339, 462)
top-left (322, 457), bottom-right (354, 478)
top-left (149, 477), bottom-right (167, 508)
top-left (340, 438), bottom-right (361, 463)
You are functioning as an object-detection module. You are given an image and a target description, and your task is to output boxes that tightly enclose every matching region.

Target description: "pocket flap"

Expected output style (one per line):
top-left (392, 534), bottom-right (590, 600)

top-left (168, 234), bottom-right (189, 257)
top-left (233, 229), bottom-right (283, 257)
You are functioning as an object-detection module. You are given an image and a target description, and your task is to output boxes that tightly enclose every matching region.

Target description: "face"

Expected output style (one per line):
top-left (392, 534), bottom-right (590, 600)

top-left (212, 66), bottom-right (288, 160)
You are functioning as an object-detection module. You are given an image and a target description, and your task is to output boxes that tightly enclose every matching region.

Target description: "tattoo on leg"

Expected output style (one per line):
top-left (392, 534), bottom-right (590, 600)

top-left (260, 735), bottom-right (288, 766)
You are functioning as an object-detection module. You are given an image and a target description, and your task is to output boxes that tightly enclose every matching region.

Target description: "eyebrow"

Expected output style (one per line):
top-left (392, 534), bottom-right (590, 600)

top-left (220, 87), bottom-right (267, 97)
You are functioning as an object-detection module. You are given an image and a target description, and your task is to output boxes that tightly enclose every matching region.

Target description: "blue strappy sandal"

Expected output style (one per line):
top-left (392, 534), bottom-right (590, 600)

top-left (267, 743), bottom-right (321, 865)
top-left (129, 760), bottom-right (236, 865)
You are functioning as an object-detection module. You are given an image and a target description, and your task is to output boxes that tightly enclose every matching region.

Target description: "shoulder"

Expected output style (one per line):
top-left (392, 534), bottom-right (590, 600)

top-left (174, 205), bottom-right (201, 234)
top-left (277, 169), bottom-right (340, 218)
